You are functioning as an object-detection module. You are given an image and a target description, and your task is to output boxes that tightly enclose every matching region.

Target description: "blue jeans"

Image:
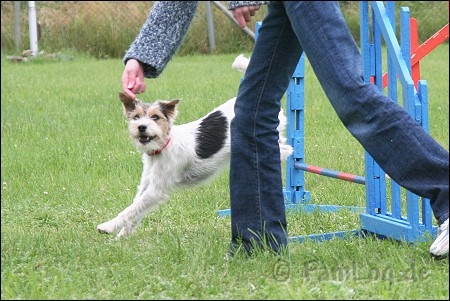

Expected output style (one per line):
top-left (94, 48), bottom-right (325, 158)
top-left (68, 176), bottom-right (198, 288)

top-left (230, 1), bottom-right (449, 254)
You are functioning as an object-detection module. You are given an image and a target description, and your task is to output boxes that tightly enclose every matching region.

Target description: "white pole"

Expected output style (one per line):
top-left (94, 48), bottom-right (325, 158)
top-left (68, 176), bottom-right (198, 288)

top-left (28, 1), bottom-right (38, 56)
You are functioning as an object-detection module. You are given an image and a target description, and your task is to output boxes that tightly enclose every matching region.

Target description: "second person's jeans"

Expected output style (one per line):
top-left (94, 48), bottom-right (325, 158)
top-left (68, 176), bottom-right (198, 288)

top-left (230, 1), bottom-right (449, 254)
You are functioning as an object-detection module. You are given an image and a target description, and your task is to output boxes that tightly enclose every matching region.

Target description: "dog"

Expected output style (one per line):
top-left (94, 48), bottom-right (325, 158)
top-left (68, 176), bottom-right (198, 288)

top-left (97, 55), bottom-right (293, 239)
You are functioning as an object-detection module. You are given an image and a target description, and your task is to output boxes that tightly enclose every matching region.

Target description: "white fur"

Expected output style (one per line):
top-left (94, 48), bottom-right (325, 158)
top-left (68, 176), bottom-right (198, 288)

top-left (97, 56), bottom-right (293, 239)
top-left (231, 54), bottom-right (250, 74)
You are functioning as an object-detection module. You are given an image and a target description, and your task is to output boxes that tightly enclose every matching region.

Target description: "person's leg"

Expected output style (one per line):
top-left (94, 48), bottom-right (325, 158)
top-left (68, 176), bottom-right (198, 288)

top-left (230, 2), bottom-right (303, 255)
top-left (283, 1), bottom-right (448, 254)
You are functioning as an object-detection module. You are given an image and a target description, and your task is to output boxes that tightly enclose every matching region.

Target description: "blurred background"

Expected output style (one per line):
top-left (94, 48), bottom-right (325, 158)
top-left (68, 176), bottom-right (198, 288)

top-left (1, 1), bottom-right (448, 59)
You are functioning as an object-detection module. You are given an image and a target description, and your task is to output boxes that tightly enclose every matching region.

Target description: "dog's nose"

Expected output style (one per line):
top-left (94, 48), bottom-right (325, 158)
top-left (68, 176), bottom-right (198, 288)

top-left (138, 125), bottom-right (147, 132)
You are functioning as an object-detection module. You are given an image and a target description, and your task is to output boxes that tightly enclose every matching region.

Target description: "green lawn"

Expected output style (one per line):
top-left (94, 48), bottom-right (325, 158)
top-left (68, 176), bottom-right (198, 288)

top-left (1, 44), bottom-right (448, 299)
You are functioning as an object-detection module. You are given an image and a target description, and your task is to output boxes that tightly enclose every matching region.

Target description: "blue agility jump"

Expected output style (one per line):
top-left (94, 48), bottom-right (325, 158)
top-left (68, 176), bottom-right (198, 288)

top-left (219, 1), bottom-right (439, 243)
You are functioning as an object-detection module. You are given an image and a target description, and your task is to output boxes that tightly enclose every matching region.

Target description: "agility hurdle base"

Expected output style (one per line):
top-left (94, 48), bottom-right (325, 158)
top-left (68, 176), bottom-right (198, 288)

top-left (218, 1), bottom-right (447, 244)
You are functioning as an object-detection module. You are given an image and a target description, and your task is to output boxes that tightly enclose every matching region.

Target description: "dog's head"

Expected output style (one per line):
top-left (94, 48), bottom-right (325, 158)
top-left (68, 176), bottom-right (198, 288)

top-left (119, 92), bottom-right (180, 154)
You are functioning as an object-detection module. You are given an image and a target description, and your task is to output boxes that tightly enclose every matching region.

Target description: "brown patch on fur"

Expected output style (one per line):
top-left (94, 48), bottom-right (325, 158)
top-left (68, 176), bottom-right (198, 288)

top-left (119, 92), bottom-right (136, 113)
top-left (118, 92), bottom-right (180, 124)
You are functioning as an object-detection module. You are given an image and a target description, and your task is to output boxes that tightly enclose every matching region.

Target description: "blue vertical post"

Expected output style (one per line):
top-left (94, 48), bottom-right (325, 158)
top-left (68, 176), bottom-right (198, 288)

top-left (359, 1), bottom-right (437, 242)
top-left (284, 54), bottom-right (310, 206)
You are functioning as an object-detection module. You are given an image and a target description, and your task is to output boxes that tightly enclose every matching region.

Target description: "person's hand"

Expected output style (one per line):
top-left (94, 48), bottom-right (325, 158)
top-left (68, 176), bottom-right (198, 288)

top-left (122, 59), bottom-right (147, 99)
top-left (232, 5), bottom-right (260, 28)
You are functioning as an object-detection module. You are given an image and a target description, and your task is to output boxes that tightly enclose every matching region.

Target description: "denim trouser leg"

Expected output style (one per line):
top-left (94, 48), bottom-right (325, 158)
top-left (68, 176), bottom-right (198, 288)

top-left (230, 1), bottom-right (449, 254)
top-left (230, 3), bottom-right (303, 253)
top-left (282, 1), bottom-right (448, 225)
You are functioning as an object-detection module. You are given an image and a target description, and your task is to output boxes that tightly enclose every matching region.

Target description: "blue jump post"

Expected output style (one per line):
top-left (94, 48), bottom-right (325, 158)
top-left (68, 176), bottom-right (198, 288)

top-left (358, 1), bottom-right (437, 242)
top-left (218, 1), bottom-right (438, 243)
top-left (287, 1), bottom-right (437, 243)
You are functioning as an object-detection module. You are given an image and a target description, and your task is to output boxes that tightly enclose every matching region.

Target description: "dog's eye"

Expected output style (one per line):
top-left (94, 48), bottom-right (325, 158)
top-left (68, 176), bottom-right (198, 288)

top-left (151, 114), bottom-right (160, 121)
top-left (133, 115), bottom-right (141, 120)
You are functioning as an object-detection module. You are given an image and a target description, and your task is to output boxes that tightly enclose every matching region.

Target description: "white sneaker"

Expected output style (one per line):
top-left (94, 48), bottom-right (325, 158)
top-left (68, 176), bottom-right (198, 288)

top-left (430, 218), bottom-right (449, 259)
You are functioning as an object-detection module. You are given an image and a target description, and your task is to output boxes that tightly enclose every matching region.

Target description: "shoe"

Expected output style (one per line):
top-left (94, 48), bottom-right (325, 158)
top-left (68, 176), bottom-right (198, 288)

top-left (430, 218), bottom-right (449, 259)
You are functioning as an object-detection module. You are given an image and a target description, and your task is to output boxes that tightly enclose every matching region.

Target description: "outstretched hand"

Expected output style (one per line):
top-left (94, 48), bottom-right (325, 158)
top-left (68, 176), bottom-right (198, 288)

top-left (121, 59), bottom-right (147, 99)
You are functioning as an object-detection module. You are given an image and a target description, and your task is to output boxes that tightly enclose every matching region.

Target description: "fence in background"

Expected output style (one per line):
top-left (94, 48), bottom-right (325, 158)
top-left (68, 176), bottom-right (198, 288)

top-left (1, 1), bottom-right (447, 58)
top-left (0, 1), bottom-right (262, 58)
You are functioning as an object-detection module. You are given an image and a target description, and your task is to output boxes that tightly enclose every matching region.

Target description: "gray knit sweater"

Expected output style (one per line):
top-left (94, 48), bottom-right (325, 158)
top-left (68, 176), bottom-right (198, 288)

top-left (123, 1), bottom-right (267, 78)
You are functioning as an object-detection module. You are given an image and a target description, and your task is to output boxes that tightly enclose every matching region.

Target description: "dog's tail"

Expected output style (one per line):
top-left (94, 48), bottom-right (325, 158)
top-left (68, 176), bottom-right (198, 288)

top-left (232, 54), bottom-right (249, 74)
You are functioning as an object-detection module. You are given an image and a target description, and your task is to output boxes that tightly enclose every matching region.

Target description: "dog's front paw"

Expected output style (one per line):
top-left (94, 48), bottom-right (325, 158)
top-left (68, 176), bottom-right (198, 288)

top-left (97, 219), bottom-right (119, 234)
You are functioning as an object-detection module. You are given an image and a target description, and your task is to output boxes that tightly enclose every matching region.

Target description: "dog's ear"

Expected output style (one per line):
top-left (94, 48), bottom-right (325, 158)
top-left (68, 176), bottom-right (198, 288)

top-left (158, 99), bottom-right (180, 121)
top-left (119, 92), bottom-right (137, 113)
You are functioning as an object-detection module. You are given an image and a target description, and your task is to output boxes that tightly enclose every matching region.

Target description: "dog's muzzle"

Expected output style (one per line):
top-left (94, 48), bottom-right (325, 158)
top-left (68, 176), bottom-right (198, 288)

top-left (139, 135), bottom-right (155, 144)
top-left (138, 125), bottom-right (156, 144)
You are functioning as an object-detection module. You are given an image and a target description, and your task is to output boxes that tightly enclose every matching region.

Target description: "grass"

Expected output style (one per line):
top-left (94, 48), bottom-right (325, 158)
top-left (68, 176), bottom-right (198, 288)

top-left (1, 44), bottom-right (449, 299)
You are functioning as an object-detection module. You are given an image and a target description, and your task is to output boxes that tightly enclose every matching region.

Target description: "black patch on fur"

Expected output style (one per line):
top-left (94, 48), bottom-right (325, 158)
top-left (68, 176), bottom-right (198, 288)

top-left (195, 111), bottom-right (228, 159)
